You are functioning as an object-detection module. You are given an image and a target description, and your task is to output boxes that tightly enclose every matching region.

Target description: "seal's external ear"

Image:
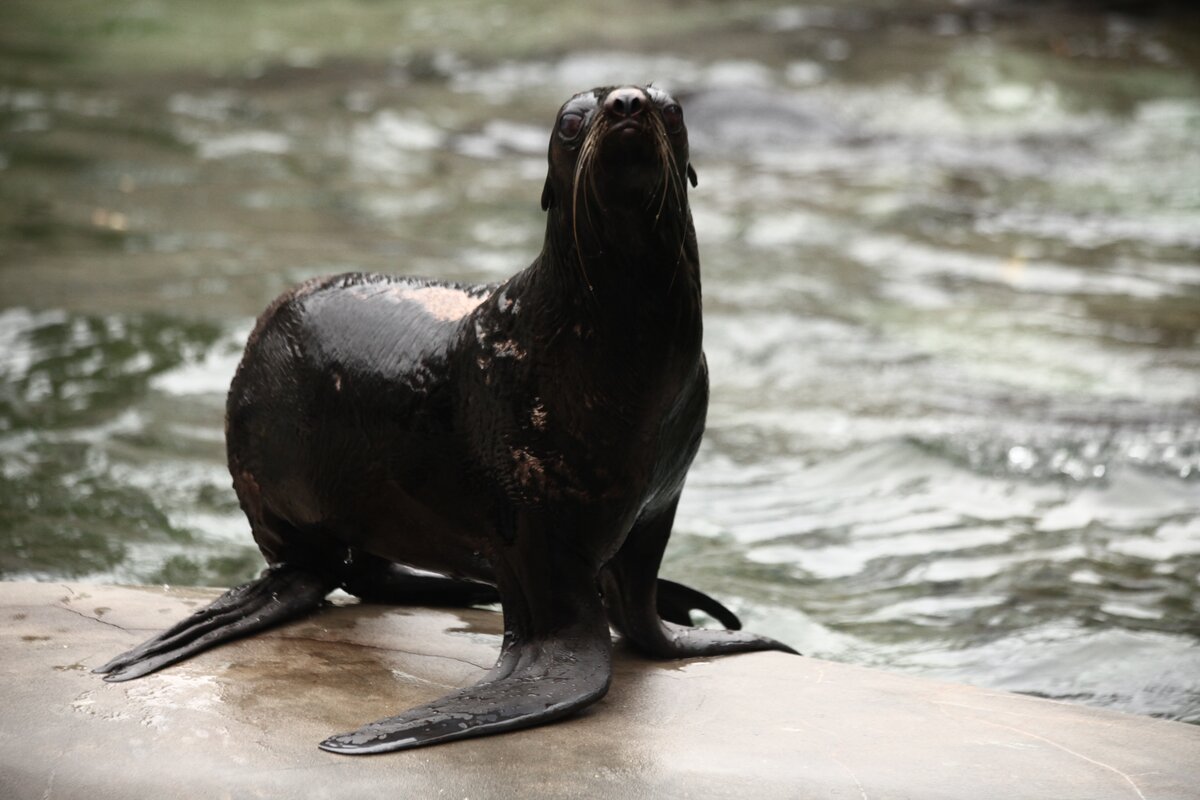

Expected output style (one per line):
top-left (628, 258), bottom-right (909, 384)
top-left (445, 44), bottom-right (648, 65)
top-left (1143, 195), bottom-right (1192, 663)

top-left (541, 177), bottom-right (554, 211)
top-left (687, 164), bottom-right (698, 188)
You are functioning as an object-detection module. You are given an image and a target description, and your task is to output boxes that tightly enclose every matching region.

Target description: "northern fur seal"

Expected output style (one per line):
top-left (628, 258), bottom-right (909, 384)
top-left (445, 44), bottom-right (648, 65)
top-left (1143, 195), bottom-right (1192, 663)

top-left (95, 85), bottom-right (797, 754)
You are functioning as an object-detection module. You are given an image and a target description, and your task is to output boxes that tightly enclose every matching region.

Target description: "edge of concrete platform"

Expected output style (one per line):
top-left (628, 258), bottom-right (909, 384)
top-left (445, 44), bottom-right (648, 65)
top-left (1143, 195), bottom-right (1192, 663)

top-left (2, 581), bottom-right (1197, 800)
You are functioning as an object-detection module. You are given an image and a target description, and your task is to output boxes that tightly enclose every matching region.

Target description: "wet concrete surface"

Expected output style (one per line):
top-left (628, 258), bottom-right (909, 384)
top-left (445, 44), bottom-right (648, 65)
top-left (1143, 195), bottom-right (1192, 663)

top-left (1, 581), bottom-right (1197, 799)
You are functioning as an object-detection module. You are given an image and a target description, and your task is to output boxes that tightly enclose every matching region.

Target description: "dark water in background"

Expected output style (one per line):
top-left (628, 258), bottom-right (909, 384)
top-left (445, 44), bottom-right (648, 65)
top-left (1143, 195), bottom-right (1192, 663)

top-left (2, 1), bottom-right (1198, 722)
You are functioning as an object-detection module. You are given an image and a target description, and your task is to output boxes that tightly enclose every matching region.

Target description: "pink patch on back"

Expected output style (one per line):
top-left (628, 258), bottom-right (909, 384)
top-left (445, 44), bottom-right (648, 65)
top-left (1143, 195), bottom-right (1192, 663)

top-left (394, 286), bottom-right (485, 322)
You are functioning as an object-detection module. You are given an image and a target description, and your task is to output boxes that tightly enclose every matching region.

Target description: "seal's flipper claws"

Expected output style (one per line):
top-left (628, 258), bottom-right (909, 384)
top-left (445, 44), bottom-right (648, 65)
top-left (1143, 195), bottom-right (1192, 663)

top-left (93, 565), bottom-right (331, 681)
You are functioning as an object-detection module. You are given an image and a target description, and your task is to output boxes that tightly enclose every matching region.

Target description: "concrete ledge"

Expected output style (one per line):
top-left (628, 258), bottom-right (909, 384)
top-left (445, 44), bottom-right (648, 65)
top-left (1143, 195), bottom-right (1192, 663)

top-left (1, 582), bottom-right (1197, 799)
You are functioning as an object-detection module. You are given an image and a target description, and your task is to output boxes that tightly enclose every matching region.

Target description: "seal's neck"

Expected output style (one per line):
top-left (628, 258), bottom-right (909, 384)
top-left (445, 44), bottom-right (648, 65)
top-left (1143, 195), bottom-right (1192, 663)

top-left (509, 205), bottom-right (703, 413)
top-left (536, 203), bottom-right (702, 322)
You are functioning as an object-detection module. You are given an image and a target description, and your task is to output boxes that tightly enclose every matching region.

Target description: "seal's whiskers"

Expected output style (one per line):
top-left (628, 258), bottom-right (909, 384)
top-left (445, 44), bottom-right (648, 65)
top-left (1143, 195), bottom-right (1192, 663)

top-left (657, 130), bottom-right (690, 286)
top-left (649, 115), bottom-right (674, 226)
top-left (571, 120), bottom-right (606, 296)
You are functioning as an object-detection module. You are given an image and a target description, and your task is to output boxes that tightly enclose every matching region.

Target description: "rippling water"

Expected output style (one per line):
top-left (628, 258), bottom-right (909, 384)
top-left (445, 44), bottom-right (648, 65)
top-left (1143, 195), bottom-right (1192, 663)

top-left (2, 1), bottom-right (1198, 723)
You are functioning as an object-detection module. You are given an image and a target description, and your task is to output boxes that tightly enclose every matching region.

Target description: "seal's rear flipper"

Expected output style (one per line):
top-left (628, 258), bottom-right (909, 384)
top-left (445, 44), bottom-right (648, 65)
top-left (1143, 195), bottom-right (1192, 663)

top-left (342, 558), bottom-right (500, 606)
top-left (344, 554), bottom-right (737, 630)
top-left (655, 578), bottom-right (742, 630)
top-left (604, 502), bottom-right (800, 659)
top-left (93, 565), bottom-right (332, 682)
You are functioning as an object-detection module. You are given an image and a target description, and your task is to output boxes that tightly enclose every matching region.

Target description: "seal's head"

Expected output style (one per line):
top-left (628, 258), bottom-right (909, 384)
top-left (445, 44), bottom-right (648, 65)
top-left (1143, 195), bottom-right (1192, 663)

top-left (541, 85), bottom-right (698, 228)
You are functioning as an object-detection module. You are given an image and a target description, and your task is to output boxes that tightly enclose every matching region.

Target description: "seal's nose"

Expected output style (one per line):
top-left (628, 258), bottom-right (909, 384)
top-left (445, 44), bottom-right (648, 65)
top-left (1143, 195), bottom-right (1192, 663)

top-left (603, 86), bottom-right (647, 119)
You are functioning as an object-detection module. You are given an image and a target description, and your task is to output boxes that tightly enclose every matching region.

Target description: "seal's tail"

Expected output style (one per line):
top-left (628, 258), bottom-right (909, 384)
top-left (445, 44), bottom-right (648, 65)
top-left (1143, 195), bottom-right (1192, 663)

top-left (92, 565), bottom-right (332, 682)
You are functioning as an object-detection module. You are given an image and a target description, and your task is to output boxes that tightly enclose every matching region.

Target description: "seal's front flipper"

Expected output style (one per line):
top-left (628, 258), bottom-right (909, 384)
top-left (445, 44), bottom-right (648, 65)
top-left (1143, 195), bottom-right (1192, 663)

top-left (655, 578), bottom-right (742, 630)
top-left (319, 628), bottom-right (611, 754)
top-left (321, 538), bottom-right (614, 755)
top-left (93, 564), bottom-right (332, 682)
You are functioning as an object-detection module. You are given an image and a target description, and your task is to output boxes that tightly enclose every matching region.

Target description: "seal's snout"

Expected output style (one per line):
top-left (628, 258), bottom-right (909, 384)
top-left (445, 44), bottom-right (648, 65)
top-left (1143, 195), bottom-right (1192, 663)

top-left (603, 86), bottom-right (648, 120)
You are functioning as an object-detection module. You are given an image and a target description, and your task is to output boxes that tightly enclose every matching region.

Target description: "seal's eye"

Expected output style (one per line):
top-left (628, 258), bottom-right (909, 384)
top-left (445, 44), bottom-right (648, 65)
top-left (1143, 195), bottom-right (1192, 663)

top-left (558, 112), bottom-right (584, 141)
top-left (662, 104), bottom-right (684, 134)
